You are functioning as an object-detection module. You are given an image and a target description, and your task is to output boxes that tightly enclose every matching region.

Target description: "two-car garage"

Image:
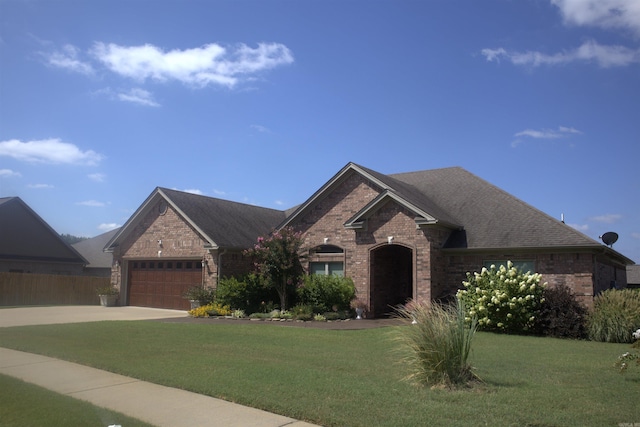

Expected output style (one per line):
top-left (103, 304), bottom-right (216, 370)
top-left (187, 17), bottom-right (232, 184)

top-left (127, 259), bottom-right (203, 310)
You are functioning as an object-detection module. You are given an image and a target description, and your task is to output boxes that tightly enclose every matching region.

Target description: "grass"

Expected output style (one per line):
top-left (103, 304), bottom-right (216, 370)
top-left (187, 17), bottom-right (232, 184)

top-left (0, 321), bottom-right (638, 426)
top-left (0, 373), bottom-right (156, 427)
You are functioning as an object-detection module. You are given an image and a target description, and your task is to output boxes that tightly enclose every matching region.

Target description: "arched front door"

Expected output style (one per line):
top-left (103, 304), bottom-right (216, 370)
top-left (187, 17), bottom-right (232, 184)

top-left (369, 244), bottom-right (413, 317)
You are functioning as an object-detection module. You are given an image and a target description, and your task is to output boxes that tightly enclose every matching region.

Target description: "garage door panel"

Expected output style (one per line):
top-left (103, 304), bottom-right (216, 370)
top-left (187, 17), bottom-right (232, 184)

top-left (128, 260), bottom-right (199, 310)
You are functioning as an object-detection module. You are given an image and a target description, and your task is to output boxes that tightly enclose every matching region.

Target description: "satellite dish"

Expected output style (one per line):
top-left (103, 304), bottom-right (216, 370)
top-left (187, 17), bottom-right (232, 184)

top-left (600, 232), bottom-right (619, 247)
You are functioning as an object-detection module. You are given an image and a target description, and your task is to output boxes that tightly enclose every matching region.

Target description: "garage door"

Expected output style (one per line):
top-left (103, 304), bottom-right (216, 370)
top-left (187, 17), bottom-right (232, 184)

top-left (128, 260), bottom-right (202, 310)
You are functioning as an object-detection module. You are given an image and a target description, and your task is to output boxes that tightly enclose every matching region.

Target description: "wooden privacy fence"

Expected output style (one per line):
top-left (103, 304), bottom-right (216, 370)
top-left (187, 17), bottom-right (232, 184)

top-left (0, 272), bottom-right (109, 306)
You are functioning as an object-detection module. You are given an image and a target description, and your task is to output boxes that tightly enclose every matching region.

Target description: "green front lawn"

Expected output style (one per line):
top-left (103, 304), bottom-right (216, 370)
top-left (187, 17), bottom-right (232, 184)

top-left (0, 321), bottom-right (638, 427)
top-left (0, 374), bottom-right (156, 427)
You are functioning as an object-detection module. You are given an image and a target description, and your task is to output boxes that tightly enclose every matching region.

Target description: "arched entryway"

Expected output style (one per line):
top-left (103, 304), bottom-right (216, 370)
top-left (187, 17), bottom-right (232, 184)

top-left (369, 244), bottom-right (413, 317)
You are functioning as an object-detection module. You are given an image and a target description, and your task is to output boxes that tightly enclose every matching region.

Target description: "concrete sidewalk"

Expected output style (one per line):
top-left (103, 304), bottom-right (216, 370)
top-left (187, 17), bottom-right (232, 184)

top-left (0, 347), bottom-right (319, 427)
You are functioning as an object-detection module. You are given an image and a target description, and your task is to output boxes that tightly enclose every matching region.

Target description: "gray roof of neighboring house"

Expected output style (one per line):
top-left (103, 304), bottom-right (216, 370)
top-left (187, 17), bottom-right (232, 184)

top-left (72, 228), bottom-right (120, 269)
top-left (627, 265), bottom-right (640, 284)
top-left (0, 197), bottom-right (87, 264)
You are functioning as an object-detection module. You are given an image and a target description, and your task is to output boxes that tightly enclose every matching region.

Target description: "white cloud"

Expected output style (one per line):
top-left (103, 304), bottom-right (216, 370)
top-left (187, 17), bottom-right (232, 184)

top-left (88, 173), bottom-right (106, 182)
top-left (43, 44), bottom-right (94, 75)
top-left (589, 213), bottom-right (623, 223)
top-left (0, 169), bottom-right (21, 177)
top-left (76, 200), bottom-right (107, 207)
top-left (117, 88), bottom-right (160, 107)
top-left (515, 126), bottom-right (582, 139)
top-left (482, 40), bottom-right (640, 68)
top-left (90, 42), bottom-right (294, 88)
top-left (568, 223), bottom-right (589, 232)
top-left (550, 0), bottom-right (640, 36)
top-left (512, 126), bottom-right (582, 147)
top-left (27, 183), bottom-right (54, 189)
top-left (212, 189), bottom-right (226, 196)
top-left (251, 124), bottom-right (272, 133)
top-left (631, 232), bottom-right (640, 239)
top-left (0, 138), bottom-right (104, 166)
top-left (98, 223), bottom-right (121, 231)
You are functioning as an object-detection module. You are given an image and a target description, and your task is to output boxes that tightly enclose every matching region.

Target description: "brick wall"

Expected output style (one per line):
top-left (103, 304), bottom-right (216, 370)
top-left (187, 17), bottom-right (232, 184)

top-left (291, 172), bottom-right (447, 314)
top-left (441, 251), bottom-right (624, 308)
top-left (112, 202), bottom-right (214, 292)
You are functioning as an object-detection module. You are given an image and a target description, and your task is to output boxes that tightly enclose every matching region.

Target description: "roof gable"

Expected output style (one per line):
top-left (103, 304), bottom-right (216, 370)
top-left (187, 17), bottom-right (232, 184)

top-left (280, 162), bottom-right (461, 230)
top-left (105, 188), bottom-right (286, 252)
top-left (0, 197), bottom-right (87, 264)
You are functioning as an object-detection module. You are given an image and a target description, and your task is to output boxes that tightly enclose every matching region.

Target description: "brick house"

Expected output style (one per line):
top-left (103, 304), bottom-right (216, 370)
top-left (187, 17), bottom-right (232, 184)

top-left (105, 162), bottom-right (634, 313)
top-left (104, 188), bottom-right (286, 310)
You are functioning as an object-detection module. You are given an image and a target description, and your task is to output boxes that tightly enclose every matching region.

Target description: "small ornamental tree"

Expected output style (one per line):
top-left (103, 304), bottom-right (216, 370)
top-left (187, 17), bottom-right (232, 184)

top-left (456, 261), bottom-right (546, 334)
top-left (243, 227), bottom-right (304, 311)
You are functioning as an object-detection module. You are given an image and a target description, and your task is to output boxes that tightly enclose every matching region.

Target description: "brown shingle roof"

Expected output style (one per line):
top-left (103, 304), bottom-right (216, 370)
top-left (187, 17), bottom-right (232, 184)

top-left (158, 188), bottom-right (286, 249)
top-left (390, 167), bottom-right (600, 250)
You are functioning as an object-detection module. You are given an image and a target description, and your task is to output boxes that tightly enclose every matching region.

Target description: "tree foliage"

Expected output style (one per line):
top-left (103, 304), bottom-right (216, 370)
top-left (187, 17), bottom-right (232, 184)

top-left (243, 227), bottom-right (304, 311)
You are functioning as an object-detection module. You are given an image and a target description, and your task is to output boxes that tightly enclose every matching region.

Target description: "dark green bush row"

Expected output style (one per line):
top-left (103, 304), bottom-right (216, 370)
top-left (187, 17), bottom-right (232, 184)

top-left (215, 274), bottom-right (356, 315)
top-left (534, 284), bottom-right (587, 339)
top-left (215, 274), bottom-right (280, 314)
top-left (296, 274), bottom-right (356, 313)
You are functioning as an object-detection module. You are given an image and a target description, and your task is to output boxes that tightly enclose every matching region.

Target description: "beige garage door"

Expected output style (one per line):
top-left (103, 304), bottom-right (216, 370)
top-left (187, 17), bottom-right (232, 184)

top-left (128, 260), bottom-right (202, 310)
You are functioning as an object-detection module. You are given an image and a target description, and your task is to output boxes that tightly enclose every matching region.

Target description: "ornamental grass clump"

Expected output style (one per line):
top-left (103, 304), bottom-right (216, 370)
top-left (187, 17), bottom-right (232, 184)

top-left (394, 300), bottom-right (478, 389)
top-left (457, 261), bottom-right (545, 334)
top-left (588, 289), bottom-right (640, 343)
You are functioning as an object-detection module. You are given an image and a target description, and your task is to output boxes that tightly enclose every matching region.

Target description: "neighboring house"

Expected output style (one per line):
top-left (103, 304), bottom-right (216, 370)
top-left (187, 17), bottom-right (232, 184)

top-left (627, 265), bottom-right (640, 289)
top-left (105, 163), bottom-right (634, 313)
top-left (72, 228), bottom-right (120, 278)
top-left (0, 197), bottom-right (87, 275)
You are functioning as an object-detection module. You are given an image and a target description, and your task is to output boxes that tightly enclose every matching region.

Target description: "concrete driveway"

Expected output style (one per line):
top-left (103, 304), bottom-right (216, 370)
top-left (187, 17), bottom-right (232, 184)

top-left (0, 305), bottom-right (188, 328)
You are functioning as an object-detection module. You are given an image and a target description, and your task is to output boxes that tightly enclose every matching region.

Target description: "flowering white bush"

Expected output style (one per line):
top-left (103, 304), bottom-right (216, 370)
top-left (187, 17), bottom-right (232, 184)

top-left (614, 329), bottom-right (640, 374)
top-left (457, 261), bottom-right (546, 334)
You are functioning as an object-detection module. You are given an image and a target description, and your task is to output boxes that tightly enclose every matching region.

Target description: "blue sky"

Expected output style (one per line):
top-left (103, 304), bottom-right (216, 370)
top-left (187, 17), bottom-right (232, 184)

top-left (1, 0), bottom-right (638, 263)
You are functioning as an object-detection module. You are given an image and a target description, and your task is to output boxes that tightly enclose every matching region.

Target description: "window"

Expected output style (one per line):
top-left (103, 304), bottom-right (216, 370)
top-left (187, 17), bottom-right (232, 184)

top-left (310, 261), bottom-right (344, 276)
top-left (483, 260), bottom-right (535, 273)
top-left (309, 245), bottom-right (344, 276)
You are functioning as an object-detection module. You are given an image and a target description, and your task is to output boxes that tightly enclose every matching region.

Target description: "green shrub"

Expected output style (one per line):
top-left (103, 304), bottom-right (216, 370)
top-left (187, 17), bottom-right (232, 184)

top-left (183, 286), bottom-right (215, 305)
top-left (587, 289), bottom-right (640, 343)
top-left (535, 284), bottom-right (587, 339)
top-left (296, 275), bottom-right (356, 313)
top-left (457, 261), bottom-right (545, 334)
top-left (394, 300), bottom-right (478, 388)
top-left (291, 304), bottom-right (314, 321)
top-left (216, 274), bottom-right (277, 313)
top-left (323, 311), bottom-right (350, 321)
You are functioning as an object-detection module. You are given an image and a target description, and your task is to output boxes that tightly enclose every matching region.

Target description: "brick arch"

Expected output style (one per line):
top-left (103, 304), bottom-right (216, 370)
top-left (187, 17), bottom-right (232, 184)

top-left (369, 243), bottom-right (414, 317)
